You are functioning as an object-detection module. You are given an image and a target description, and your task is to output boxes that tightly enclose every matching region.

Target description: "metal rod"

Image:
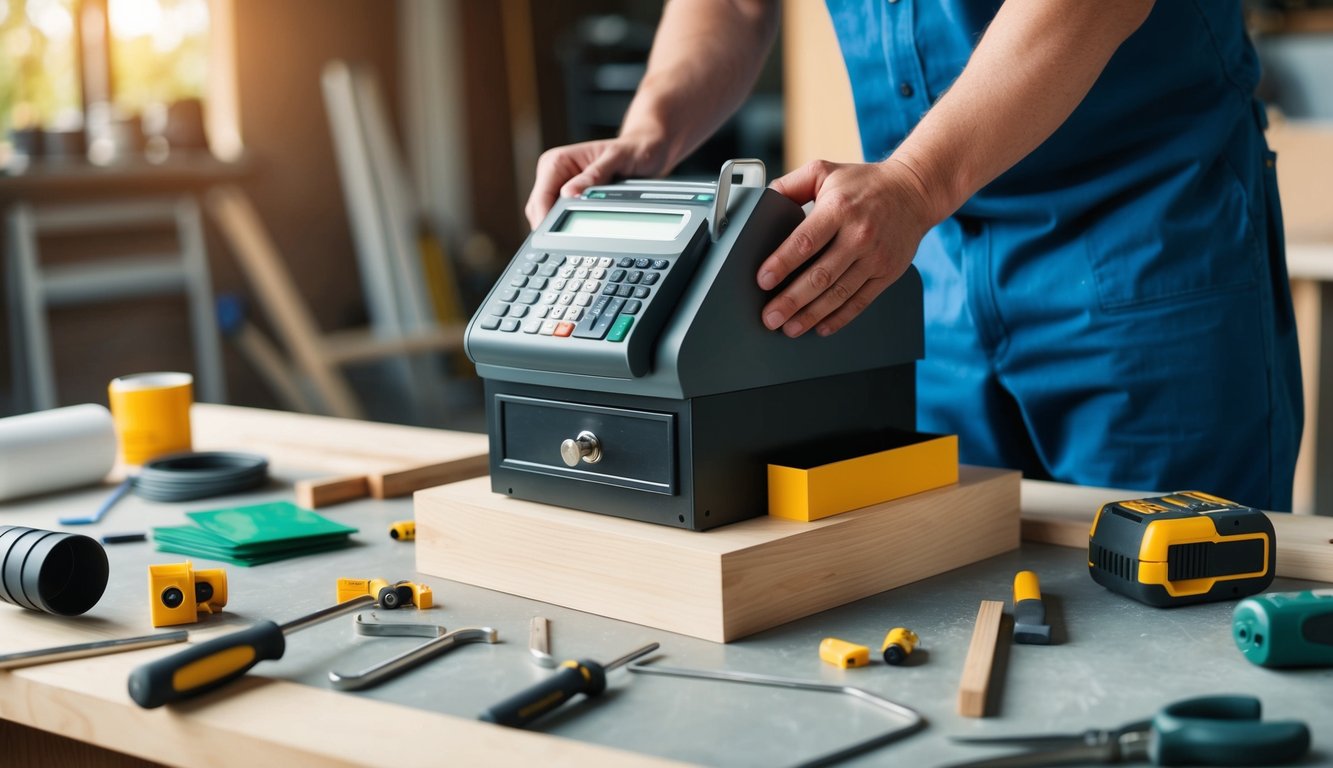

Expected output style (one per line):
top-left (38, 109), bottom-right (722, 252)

top-left (279, 594), bottom-right (375, 634)
top-left (0, 630), bottom-right (189, 670)
top-left (628, 660), bottom-right (925, 768)
top-left (603, 642), bottom-right (659, 671)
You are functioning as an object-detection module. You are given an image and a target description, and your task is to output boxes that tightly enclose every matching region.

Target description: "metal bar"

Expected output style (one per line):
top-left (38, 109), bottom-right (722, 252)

top-left (279, 594), bottom-right (375, 634)
top-left (329, 625), bottom-right (497, 691)
top-left (40, 257), bottom-right (188, 305)
top-left (0, 630), bottom-right (188, 670)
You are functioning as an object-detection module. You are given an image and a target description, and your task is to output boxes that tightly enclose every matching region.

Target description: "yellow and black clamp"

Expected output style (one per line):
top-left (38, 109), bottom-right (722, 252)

top-left (1088, 490), bottom-right (1275, 608)
top-left (148, 562), bottom-right (227, 628)
top-left (336, 577), bottom-right (433, 610)
top-left (819, 637), bottom-right (870, 668)
top-left (388, 520), bottom-right (415, 541)
top-left (881, 627), bottom-right (919, 665)
top-left (1013, 571), bottom-right (1051, 645)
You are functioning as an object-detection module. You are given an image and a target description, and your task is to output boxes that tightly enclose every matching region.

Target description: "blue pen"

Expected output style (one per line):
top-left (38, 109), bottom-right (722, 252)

top-left (60, 476), bottom-right (136, 526)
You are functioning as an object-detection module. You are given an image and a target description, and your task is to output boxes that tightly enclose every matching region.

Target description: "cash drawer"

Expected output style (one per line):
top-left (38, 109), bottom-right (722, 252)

top-left (496, 394), bottom-right (677, 494)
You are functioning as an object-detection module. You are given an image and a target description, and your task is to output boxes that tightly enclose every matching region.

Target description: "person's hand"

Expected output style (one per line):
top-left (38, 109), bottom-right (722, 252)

top-left (525, 137), bottom-right (670, 229)
top-left (757, 159), bottom-right (938, 337)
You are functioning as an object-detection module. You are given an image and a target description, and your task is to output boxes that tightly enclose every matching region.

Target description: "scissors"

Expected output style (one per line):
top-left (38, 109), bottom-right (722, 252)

top-left (946, 695), bottom-right (1309, 767)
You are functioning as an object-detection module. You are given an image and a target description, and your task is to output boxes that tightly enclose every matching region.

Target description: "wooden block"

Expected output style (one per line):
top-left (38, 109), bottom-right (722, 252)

top-left (369, 454), bottom-right (492, 499)
top-left (1020, 480), bottom-right (1333, 582)
top-left (295, 475), bottom-right (369, 509)
top-left (957, 600), bottom-right (1004, 718)
top-left (416, 466), bottom-right (1021, 642)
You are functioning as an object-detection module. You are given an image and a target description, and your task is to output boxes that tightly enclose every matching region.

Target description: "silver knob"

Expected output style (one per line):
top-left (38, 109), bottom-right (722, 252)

top-left (560, 430), bottom-right (602, 467)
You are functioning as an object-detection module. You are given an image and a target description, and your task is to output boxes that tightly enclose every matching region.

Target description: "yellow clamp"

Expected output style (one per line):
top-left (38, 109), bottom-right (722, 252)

top-left (881, 627), bottom-right (919, 665)
top-left (148, 561), bottom-right (228, 628)
top-left (389, 520), bottom-right (416, 541)
top-left (336, 577), bottom-right (433, 610)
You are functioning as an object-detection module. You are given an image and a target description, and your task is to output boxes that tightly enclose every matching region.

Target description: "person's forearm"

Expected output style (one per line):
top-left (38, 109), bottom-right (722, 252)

top-left (889, 0), bottom-right (1155, 223)
top-left (621, 0), bottom-right (779, 171)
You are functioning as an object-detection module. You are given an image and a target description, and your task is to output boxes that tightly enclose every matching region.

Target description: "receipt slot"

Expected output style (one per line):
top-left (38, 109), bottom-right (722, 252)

top-left (465, 160), bottom-right (924, 530)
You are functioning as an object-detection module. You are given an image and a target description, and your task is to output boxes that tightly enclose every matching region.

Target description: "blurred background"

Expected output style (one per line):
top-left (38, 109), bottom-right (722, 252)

top-left (0, 0), bottom-right (1330, 480)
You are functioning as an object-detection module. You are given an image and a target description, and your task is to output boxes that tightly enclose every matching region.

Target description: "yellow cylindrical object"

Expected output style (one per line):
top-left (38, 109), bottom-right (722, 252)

top-left (819, 637), bottom-right (870, 668)
top-left (108, 372), bottom-right (193, 465)
top-left (1014, 570), bottom-right (1042, 604)
top-left (881, 627), bottom-right (919, 665)
top-left (389, 520), bottom-right (416, 541)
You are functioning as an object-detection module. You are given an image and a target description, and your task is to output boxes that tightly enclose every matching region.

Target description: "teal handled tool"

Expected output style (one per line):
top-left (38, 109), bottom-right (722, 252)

top-left (1234, 590), bottom-right (1333, 668)
top-left (946, 695), bottom-right (1308, 767)
top-left (479, 642), bottom-right (658, 727)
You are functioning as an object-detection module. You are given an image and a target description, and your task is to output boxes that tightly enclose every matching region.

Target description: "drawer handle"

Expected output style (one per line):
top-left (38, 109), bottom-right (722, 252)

top-left (560, 431), bottom-right (602, 467)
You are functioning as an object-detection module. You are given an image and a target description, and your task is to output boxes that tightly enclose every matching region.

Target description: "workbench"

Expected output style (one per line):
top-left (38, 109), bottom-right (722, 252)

top-left (1, 405), bottom-right (1329, 767)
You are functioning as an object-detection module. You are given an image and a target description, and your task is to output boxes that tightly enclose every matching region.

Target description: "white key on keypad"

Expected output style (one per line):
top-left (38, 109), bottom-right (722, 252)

top-left (550, 306), bottom-right (565, 320)
top-left (540, 320), bottom-right (557, 335)
top-left (575, 293), bottom-right (593, 307)
top-left (598, 257), bottom-right (613, 268)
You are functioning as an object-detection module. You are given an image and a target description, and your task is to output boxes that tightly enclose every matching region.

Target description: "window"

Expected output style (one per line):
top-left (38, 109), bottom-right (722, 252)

top-left (1, 0), bottom-right (222, 166)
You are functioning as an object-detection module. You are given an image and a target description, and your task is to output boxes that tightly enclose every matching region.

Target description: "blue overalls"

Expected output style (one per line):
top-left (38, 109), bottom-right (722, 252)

top-left (825, 0), bottom-right (1303, 510)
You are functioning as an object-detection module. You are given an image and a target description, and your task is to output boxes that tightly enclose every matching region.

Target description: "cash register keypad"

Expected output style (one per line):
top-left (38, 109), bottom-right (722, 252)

top-left (481, 252), bottom-right (672, 342)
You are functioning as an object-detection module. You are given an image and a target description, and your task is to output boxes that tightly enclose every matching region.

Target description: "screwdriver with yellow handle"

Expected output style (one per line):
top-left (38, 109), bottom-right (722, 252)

top-left (128, 594), bottom-right (375, 708)
top-left (480, 642), bottom-right (659, 727)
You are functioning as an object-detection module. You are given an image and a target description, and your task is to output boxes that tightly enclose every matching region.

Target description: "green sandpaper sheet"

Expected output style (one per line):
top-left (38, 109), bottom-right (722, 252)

top-left (151, 501), bottom-right (357, 567)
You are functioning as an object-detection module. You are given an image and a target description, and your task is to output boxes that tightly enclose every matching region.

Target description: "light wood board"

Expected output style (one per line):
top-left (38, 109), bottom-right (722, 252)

top-left (191, 404), bottom-right (489, 506)
top-left (1019, 480), bottom-right (1333, 582)
top-left (956, 600), bottom-right (1004, 718)
top-left (0, 610), bottom-right (686, 768)
top-left (417, 466), bottom-right (1021, 642)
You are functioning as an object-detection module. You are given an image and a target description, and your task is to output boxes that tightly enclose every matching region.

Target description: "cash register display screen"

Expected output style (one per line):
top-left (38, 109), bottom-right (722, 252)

top-left (555, 209), bottom-right (684, 240)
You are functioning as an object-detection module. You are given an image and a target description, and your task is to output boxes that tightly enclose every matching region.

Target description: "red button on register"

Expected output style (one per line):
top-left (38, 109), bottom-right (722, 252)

top-left (553, 321), bottom-right (575, 337)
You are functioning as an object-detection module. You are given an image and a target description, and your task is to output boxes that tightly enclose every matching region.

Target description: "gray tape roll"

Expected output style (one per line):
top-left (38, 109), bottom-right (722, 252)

top-left (0, 525), bottom-right (109, 616)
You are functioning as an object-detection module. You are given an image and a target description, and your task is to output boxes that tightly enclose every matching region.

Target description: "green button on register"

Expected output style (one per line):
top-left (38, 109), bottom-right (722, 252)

top-left (607, 315), bottom-right (634, 342)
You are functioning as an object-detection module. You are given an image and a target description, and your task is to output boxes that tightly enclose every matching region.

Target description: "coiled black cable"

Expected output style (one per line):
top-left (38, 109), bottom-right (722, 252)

top-left (134, 452), bottom-right (269, 502)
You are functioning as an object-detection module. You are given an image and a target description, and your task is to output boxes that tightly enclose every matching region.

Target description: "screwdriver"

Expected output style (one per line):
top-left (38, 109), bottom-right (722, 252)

top-left (127, 594), bottom-right (375, 708)
top-left (479, 641), bottom-right (659, 727)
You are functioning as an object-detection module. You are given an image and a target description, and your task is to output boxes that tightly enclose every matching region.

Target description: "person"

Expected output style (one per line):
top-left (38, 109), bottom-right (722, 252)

top-left (525, 0), bottom-right (1302, 511)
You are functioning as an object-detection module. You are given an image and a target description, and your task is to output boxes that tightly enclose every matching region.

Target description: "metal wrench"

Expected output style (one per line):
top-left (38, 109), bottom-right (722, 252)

top-left (328, 614), bottom-right (498, 691)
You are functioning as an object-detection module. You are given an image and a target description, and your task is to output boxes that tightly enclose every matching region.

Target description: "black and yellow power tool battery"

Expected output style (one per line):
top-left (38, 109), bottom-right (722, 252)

top-left (1088, 491), bottom-right (1275, 608)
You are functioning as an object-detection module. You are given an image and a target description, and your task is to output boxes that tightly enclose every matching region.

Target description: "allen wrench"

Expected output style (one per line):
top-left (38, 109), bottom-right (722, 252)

top-left (328, 614), bottom-right (498, 691)
top-left (628, 658), bottom-right (925, 768)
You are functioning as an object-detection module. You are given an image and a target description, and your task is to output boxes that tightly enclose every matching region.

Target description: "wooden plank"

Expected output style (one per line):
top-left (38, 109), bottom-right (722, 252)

top-left (370, 454), bottom-right (491, 499)
top-left (957, 600), bottom-right (1004, 718)
top-left (1019, 480), bottom-right (1333, 582)
top-left (295, 475), bottom-right (370, 509)
top-left (417, 466), bottom-right (1021, 642)
top-left (0, 633), bottom-right (686, 768)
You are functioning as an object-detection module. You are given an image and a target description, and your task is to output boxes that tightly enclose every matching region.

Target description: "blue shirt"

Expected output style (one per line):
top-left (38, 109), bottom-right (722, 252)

top-left (824, 0), bottom-right (1269, 308)
top-left (821, 1), bottom-right (1303, 510)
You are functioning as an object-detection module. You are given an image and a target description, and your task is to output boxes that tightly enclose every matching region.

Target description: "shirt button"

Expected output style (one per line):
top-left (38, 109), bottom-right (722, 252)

top-left (899, 82), bottom-right (914, 98)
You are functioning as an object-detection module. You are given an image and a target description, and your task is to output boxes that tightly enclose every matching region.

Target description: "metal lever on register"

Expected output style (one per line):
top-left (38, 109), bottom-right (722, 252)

top-left (560, 430), bottom-right (602, 467)
top-left (709, 159), bottom-right (767, 242)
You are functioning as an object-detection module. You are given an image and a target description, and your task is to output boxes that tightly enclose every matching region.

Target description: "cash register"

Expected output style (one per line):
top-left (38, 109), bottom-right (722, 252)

top-left (465, 160), bottom-right (923, 530)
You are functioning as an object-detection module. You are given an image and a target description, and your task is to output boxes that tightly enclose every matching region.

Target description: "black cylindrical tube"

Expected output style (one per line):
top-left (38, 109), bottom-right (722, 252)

top-left (0, 525), bottom-right (108, 616)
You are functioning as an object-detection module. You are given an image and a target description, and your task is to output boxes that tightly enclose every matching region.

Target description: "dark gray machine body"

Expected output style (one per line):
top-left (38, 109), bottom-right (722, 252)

top-left (466, 162), bottom-right (923, 530)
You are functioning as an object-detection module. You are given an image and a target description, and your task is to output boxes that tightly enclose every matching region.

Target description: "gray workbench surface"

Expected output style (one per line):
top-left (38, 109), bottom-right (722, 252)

top-left (3, 472), bottom-right (1330, 768)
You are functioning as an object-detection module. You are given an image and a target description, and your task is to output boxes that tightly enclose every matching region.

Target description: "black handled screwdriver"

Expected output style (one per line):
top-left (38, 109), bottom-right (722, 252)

top-left (480, 641), bottom-right (659, 727)
top-left (128, 594), bottom-right (375, 708)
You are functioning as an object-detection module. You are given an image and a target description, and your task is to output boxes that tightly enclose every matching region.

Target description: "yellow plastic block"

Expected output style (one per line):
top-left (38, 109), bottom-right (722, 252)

top-left (768, 432), bottom-right (959, 522)
top-left (819, 637), bottom-right (870, 668)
